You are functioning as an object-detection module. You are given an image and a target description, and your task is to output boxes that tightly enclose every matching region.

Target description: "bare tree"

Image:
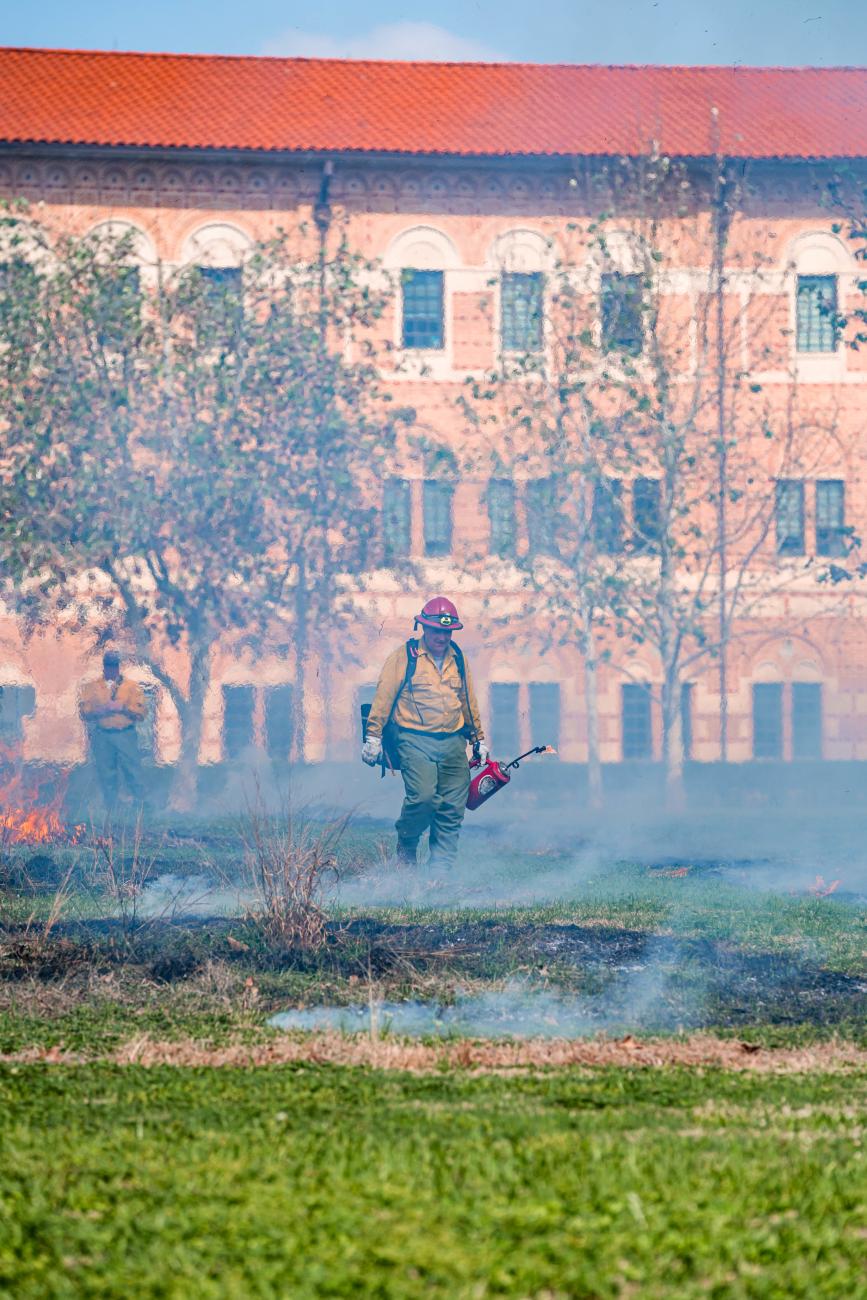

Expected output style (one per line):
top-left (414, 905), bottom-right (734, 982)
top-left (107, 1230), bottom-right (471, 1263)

top-left (0, 206), bottom-right (405, 807)
top-left (461, 153), bottom-right (842, 809)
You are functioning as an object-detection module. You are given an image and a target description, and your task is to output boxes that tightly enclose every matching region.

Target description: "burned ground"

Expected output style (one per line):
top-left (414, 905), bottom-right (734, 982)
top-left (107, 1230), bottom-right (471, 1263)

top-left (338, 916), bottom-right (867, 1032)
top-left (2, 820), bottom-right (867, 1053)
top-left (4, 825), bottom-right (867, 1298)
top-left (2, 910), bottom-right (866, 1040)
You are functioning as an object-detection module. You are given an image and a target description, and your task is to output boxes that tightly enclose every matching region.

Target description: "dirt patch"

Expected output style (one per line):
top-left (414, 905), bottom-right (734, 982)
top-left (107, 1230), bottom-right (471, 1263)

top-left (4, 1032), bottom-right (867, 1074)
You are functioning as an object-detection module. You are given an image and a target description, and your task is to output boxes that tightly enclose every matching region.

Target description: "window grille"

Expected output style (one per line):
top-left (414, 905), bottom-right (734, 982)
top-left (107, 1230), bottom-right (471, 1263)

top-left (0, 685), bottom-right (36, 746)
top-left (137, 683), bottom-right (158, 761)
top-left (816, 480), bottom-right (847, 557)
top-left (423, 480), bottom-right (453, 557)
top-left (401, 269), bottom-right (444, 350)
top-left (593, 478), bottom-right (624, 554)
top-left (529, 683), bottom-right (560, 753)
top-left (383, 478), bottom-right (411, 562)
top-left (796, 275), bottom-right (837, 353)
top-left (487, 479), bottom-right (516, 558)
top-left (199, 265), bottom-right (242, 299)
top-left (264, 685), bottom-right (294, 761)
top-left (622, 683), bottom-right (652, 760)
top-left (0, 258), bottom-right (39, 325)
top-left (490, 683), bottom-right (520, 757)
top-left (96, 266), bottom-right (141, 349)
top-left (501, 272), bottom-right (544, 353)
top-left (222, 685), bottom-right (254, 760)
top-left (601, 272), bottom-right (643, 355)
top-left (525, 477), bottom-right (558, 556)
top-left (752, 683), bottom-right (783, 759)
top-left (792, 683), bottom-right (822, 759)
top-left (632, 478), bottom-right (661, 554)
top-left (775, 480), bottom-right (805, 556)
top-left (196, 266), bottom-right (243, 343)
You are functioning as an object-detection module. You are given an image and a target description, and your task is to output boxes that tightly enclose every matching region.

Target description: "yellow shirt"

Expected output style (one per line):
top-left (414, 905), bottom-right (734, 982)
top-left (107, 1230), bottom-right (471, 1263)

top-left (79, 677), bottom-right (147, 731)
top-left (366, 640), bottom-right (484, 741)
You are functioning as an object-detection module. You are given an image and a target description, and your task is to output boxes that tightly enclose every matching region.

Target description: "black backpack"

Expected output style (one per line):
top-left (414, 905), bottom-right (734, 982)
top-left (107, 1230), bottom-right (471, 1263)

top-left (360, 639), bottom-right (475, 776)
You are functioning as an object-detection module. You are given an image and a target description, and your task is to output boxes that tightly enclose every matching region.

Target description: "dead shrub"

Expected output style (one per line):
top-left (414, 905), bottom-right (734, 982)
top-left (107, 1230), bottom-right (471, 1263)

top-left (237, 800), bottom-right (343, 950)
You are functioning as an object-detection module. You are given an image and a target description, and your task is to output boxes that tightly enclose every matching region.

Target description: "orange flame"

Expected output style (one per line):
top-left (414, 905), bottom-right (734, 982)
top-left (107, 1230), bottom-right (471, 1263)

top-left (809, 874), bottom-right (841, 898)
top-left (0, 751), bottom-right (84, 845)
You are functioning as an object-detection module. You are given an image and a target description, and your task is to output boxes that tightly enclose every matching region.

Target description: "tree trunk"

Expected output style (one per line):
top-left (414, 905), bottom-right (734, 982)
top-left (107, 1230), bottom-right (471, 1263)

top-left (293, 555), bottom-right (309, 764)
top-left (321, 639), bottom-right (334, 761)
top-left (578, 621), bottom-right (604, 812)
top-left (712, 156), bottom-right (735, 764)
top-left (169, 648), bottom-right (209, 813)
top-left (715, 263), bottom-right (730, 764)
top-left (662, 671), bottom-right (686, 814)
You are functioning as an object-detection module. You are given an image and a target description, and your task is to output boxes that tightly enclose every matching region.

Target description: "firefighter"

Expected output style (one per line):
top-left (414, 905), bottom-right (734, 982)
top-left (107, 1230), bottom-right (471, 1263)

top-left (79, 649), bottom-right (148, 810)
top-left (362, 597), bottom-right (488, 870)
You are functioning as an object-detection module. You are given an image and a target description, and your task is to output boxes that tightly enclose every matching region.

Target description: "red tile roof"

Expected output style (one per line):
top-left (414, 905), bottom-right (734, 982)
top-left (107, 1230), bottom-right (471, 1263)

top-left (1, 47), bottom-right (866, 160)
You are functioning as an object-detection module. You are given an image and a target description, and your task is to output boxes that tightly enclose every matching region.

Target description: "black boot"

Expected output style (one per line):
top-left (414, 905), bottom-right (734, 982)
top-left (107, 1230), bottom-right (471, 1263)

top-left (396, 839), bottom-right (418, 865)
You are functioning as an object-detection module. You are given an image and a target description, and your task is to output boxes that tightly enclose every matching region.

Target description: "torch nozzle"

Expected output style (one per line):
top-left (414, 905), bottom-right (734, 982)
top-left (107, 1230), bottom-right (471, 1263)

top-left (503, 743), bottom-right (557, 772)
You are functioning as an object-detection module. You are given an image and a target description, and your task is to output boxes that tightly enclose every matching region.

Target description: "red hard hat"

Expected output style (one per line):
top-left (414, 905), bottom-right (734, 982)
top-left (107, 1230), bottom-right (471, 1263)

top-left (415, 596), bottom-right (463, 631)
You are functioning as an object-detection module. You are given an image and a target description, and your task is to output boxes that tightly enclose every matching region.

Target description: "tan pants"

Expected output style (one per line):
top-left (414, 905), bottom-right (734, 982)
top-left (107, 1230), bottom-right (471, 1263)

top-left (89, 726), bottom-right (143, 808)
top-left (394, 730), bottom-right (470, 868)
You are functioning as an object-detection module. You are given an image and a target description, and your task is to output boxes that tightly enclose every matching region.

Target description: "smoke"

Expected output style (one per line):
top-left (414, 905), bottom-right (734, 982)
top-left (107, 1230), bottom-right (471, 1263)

top-left (139, 871), bottom-right (246, 919)
top-left (268, 959), bottom-right (680, 1040)
top-left (64, 724), bottom-right (867, 1041)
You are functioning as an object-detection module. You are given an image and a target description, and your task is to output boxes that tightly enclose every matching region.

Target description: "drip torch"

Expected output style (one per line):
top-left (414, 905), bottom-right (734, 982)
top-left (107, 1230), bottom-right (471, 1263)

top-left (466, 744), bottom-right (556, 811)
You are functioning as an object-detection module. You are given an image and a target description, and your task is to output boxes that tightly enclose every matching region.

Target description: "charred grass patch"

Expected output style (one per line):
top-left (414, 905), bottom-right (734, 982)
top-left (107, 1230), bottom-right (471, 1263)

top-left (3, 846), bottom-right (867, 1057)
top-left (3, 1062), bottom-right (867, 1297)
top-left (2, 917), bottom-right (867, 1062)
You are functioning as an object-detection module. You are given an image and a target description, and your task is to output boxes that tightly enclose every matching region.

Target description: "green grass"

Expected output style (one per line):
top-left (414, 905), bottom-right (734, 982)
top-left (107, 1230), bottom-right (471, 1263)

top-left (3, 838), bottom-right (867, 1295)
top-left (0, 1003), bottom-right (272, 1056)
top-left (2, 1062), bottom-right (867, 1297)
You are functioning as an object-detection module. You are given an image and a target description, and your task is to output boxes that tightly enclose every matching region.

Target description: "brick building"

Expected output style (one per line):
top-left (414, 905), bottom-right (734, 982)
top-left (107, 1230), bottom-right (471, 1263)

top-left (1, 48), bottom-right (867, 774)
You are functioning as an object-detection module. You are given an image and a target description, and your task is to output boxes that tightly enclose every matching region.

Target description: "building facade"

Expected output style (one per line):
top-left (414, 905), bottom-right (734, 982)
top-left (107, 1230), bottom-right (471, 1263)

top-left (1, 49), bottom-right (867, 771)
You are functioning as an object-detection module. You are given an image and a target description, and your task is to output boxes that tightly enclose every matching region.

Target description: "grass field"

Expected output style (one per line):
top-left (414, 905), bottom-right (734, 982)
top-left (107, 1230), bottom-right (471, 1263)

top-left (3, 1061), bottom-right (867, 1298)
top-left (3, 823), bottom-right (867, 1295)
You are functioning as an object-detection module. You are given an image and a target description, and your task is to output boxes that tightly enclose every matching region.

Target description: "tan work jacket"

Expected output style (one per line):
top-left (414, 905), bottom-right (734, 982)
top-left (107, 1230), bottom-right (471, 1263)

top-left (79, 677), bottom-right (147, 732)
top-left (366, 639), bottom-right (484, 741)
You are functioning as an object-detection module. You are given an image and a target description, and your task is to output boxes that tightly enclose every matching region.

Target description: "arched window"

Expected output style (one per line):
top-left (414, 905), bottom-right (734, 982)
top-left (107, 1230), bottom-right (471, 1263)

top-left (785, 231), bottom-right (853, 357)
top-left (180, 223), bottom-right (253, 343)
top-left (85, 220), bottom-right (157, 344)
top-left (384, 226), bottom-right (460, 355)
top-left (86, 219), bottom-right (157, 267)
top-left (490, 230), bottom-right (552, 355)
top-left (180, 221), bottom-right (252, 270)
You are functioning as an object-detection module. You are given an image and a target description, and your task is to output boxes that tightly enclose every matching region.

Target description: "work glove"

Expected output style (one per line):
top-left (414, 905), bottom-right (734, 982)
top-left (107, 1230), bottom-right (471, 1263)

top-left (473, 742), bottom-right (490, 767)
top-left (362, 736), bottom-right (383, 766)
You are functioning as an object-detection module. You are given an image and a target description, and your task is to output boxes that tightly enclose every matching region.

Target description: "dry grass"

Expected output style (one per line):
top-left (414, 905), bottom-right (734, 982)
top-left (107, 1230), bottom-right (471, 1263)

top-left (81, 815), bottom-right (163, 935)
top-left (5, 1031), bottom-right (867, 1074)
top-left (235, 799), bottom-right (344, 949)
top-left (0, 957), bottom-right (261, 1022)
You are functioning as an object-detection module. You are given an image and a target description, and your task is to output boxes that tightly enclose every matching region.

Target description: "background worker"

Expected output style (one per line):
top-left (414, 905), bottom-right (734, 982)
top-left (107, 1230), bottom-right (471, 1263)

top-left (362, 597), bottom-right (488, 870)
top-left (79, 649), bottom-right (147, 811)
